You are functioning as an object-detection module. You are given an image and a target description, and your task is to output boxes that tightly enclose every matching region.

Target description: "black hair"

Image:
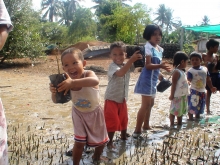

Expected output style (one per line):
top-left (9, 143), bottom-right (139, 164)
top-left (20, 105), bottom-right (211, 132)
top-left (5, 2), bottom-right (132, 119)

top-left (61, 47), bottom-right (84, 62)
top-left (143, 24), bottom-right (162, 40)
top-left (110, 41), bottom-right (126, 52)
top-left (189, 51), bottom-right (202, 60)
top-left (173, 51), bottom-right (189, 67)
top-left (206, 39), bottom-right (219, 50)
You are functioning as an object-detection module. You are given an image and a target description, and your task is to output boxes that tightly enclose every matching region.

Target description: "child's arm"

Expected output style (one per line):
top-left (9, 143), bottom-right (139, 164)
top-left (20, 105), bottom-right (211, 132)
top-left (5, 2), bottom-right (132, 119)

top-left (57, 71), bottom-right (99, 95)
top-left (49, 83), bottom-right (57, 103)
top-left (206, 76), bottom-right (217, 93)
top-left (169, 70), bottom-right (179, 100)
top-left (115, 51), bottom-right (142, 77)
top-left (145, 56), bottom-right (171, 72)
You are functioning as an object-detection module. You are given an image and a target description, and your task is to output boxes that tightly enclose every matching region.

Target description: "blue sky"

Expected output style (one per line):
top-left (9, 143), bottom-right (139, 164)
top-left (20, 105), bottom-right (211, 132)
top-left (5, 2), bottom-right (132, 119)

top-left (32, 0), bottom-right (220, 26)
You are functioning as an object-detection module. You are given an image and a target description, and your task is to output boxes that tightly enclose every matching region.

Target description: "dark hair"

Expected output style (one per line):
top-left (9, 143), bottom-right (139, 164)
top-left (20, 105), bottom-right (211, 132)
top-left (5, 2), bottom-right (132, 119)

top-left (143, 24), bottom-right (162, 40)
top-left (110, 41), bottom-right (126, 52)
top-left (189, 51), bottom-right (202, 60)
top-left (173, 51), bottom-right (189, 67)
top-left (61, 47), bottom-right (84, 62)
top-left (206, 39), bottom-right (219, 50)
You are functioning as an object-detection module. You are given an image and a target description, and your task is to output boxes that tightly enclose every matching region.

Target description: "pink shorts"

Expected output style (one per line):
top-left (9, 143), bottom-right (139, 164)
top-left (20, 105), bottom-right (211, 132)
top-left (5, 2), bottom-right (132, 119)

top-left (104, 100), bottom-right (128, 132)
top-left (72, 105), bottom-right (109, 147)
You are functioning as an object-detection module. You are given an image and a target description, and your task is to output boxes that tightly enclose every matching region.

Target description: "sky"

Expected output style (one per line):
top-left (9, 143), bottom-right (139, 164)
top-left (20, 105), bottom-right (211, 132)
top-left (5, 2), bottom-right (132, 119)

top-left (32, 0), bottom-right (220, 26)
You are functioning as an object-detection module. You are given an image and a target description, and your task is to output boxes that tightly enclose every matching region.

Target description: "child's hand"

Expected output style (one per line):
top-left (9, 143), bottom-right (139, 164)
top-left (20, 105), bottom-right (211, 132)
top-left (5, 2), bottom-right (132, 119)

top-left (130, 50), bottom-right (143, 62)
top-left (160, 61), bottom-right (172, 72)
top-left (211, 87), bottom-right (217, 93)
top-left (169, 95), bottom-right (174, 100)
top-left (49, 83), bottom-right (56, 95)
top-left (57, 73), bottom-right (72, 95)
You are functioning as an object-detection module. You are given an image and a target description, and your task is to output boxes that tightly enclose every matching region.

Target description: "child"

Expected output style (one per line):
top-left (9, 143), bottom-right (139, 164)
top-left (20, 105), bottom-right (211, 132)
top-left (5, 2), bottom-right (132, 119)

top-left (133, 24), bottom-right (171, 137)
top-left (187, 52), bottom-right (217, 120)
top-left (49, 48), bottom-right (109, 165)
top-left (202, 39), bottom-right (219, 114)
top-left (104, 41), bottom-right (142, 148)
top-left (169, 51), bottom-right (189, 126)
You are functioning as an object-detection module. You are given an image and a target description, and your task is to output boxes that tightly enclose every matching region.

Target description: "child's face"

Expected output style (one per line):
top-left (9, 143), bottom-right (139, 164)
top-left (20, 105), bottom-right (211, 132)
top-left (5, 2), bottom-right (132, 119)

top-left (149, 29), bottom-right (162, 46)
top-left (62, 53), bottom-right (86, 79)
top-left (210, 45), bottom-right (219, 53)
top-left (190, 56), bottom-right (201, 68)
top-left (180, 60), bottom-right (187, 69)
top-left (110, 47), bottom-right (126, 65)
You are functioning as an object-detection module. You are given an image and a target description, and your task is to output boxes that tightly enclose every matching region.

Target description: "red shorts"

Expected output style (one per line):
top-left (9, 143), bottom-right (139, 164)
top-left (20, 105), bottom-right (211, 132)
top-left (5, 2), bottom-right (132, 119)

top-left (104, 99), bottom-right (128, 132)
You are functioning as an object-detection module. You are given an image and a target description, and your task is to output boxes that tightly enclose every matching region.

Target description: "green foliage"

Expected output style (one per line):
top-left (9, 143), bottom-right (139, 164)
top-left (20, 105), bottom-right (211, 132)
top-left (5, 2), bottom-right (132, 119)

top-left (183, 43), bottom-right (195, 55)
top-left (40, 22), bottom-right (68, 45)
top-left (97, 1), bottom-right (151, 44)
top-left (0, 0), bottom-right (45, 63)
top-left (68, 7), bottom-right (97, 43)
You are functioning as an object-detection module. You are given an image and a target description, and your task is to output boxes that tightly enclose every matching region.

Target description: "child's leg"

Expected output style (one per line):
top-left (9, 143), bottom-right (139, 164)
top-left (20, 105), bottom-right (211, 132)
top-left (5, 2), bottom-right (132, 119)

top-left (120, 129), bottom-right (127, 140)
top-left (195, 113), bottom-right (200, 119)
top-left (188, 112), bottom-right (193, 121)
top-left (93, 144), bottom-right (105, 162)
top-left (72, 142), bottom-right (85, 165)
top-left (142, 97), bottom-right (154, 130)
top-left (134, 96), bottom-right (153, 133)
top-left (206, 90), bottom-right (212, 114)
top-left (169, 114), bottom-right (175, 126)
top-left (177, 116), bottom-right (182, 125)
top-left (107, 132), bottom-right (115, 148)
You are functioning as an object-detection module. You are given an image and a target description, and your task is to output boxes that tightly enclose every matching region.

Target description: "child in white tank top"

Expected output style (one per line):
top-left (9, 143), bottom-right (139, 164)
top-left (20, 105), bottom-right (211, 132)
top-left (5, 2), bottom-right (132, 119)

top-left (169, 51), bottom-right (189, 127)
top-left (49, 48), bottom-right (109, 165)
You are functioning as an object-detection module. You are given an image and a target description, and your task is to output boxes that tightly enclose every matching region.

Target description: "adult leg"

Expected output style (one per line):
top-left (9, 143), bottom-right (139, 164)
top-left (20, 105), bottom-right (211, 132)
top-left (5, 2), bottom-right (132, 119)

top-left (107, 132), bottom-right (115, 148)
top-left (177, 116), bottom-right (182, 125)
top-left (134, 96), bottom-right (153, 133)
top-left (206, 90), bottom-right (212, 114)
top-left (142, 97), bottom-right (154, 130)
top-left (72, 142), bottom-right (85, 165)
top-left (169, 114), bottom-right (175, 126)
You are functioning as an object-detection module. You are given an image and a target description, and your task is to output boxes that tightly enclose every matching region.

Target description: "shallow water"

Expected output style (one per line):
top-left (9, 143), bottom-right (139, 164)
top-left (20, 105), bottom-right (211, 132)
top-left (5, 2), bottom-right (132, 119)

top-left (1, 70), bottom-right (220, 165)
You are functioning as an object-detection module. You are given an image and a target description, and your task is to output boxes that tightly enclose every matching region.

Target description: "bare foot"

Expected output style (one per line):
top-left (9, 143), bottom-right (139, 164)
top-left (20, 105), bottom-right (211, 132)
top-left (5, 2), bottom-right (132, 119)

top-left (206, 111), bottom-right (212, 115)
top-left (120, 133), bottom-right (131, 140)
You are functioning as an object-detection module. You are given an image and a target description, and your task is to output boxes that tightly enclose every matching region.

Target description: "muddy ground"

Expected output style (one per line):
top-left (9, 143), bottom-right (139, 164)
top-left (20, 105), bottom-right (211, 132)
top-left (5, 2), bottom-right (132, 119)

top-left (0, 55), bottom-right (220, 165)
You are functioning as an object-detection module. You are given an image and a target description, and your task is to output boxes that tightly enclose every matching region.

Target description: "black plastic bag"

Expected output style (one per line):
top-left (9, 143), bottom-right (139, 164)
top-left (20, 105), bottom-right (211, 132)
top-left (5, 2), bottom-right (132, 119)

top-left (49, 74), bottom-right (71, 103)
top-left (156, 78), bottom-right (172, 92)
top-left (133, 46), bottom-right (145, 68)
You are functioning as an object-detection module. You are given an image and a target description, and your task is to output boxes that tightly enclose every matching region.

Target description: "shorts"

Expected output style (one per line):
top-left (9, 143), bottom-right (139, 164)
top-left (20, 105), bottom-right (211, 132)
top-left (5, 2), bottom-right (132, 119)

top-left (72, 105), bottom-right (109, 147)
top-left (104, 99), bottom-right (128, 132)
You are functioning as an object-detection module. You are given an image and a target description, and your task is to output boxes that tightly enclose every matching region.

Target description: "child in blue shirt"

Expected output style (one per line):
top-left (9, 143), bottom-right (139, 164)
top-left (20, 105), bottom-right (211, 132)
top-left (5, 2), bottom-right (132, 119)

top-left (133, 24), bottom-right (171, 137)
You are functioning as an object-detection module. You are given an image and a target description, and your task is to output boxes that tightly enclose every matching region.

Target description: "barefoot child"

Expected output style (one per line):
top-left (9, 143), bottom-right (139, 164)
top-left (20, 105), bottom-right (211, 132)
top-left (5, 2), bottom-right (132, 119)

top-left (133, 24), bottom-right (171, 137)
top-left (104, 41), bottom-right (142, 148)
top-left (202, 39), bottom-right (219, 114)
top-left (49, 48), bottom-right (109, 165)
top-left (187, 52), bottom-right (217, 120)
top-left (169, 52), bottom-right (189, 126)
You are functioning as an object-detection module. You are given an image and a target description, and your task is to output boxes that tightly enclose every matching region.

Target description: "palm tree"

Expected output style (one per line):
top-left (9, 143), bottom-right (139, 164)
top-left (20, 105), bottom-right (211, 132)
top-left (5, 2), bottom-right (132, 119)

top-left (41, 0), bottom-right (61, 22)
top-left (154, 4), bottom-right (167, 28)
top-left (165, 8), bottom-right (181, 33)
top-left (201, 15), bottom-right (210, 25)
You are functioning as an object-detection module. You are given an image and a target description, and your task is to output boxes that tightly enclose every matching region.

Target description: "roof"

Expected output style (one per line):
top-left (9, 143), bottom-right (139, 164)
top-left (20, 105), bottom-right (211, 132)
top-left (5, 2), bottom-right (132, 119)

top-left (184, 24), bottom-right (220, 36)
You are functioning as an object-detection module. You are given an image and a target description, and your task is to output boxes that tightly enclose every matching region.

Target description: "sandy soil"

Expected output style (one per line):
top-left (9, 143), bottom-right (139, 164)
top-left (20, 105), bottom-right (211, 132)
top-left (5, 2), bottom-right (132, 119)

top-left (0, 55), bottom-right (220, 165)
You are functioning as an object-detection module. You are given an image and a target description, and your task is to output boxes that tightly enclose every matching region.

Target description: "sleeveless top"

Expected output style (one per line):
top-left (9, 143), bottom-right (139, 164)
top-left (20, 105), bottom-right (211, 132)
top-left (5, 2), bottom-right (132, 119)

top-left (71, 71), bottom-right (100, 112)
top-left (174, 69), bottom-right (189, 97)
